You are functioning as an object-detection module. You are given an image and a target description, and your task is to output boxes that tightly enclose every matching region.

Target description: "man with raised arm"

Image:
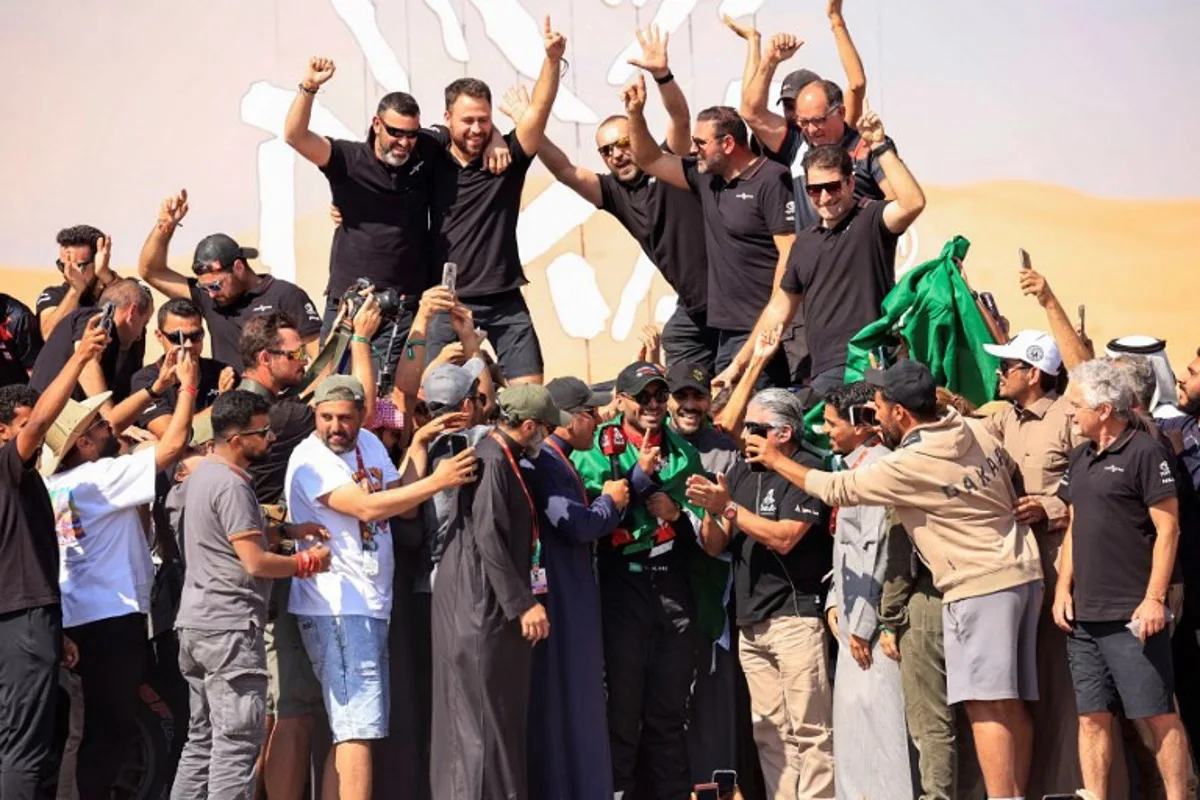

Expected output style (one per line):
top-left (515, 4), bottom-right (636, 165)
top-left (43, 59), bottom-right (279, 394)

top-left (500, 26), bottom-right (718, 371)
top-left (423, 17), bottom-right (567, 386)
top-left (625, 75), bottom-right (796, 388)
top-left (717, 107), bottom-right (925, 395)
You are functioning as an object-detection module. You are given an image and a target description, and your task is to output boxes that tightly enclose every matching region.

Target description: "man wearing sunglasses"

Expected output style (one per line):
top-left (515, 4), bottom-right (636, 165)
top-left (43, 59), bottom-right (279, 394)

top-left (123, 298), bottom-right (234, 438)
top-left (36, 224), bottom-right (120, 341)
top-left (625, 78), bottom-right (797, 390)
top-left (572, 361), bottom-right (722, 799)
top-left (137, 192), bottom-right (323, 369)
top-left (720, 107), bottom-right (926, 397)
top-left (498, 25), bottom-right (720, 372)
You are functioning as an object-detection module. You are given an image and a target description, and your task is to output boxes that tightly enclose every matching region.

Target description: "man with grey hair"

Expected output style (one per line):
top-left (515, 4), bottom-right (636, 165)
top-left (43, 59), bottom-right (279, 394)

top-left (687, 387), bottom-right (834, 799)
top-left (284, 375), bottom-right (477, 800)
top-left (1054, 359), bottom-right (1189, 800)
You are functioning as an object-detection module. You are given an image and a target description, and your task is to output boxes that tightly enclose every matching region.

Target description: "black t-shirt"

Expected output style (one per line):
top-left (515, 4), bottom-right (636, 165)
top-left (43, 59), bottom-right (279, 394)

top-left (130, 357), bottom-right (228, 428)
top-left (1058, 428), bottom-right (1180, 621)
top-left (598, 172), bottom-right (708, 313)
top-left (188, 276), bottom-right (321, 369)
top-left (241, 385), bottom-right (316, 506)
top-left (430, 130), bottom-right (535, 298)
top-left (765, 123), bottom-right (888, 232)
top-left (0, 439), bottom-right (60, 614)
top-left (0, 294), bottom-right (43, 386)
top-left (682, 156), bottom-right (795, 331)
top-left (321, 135), bottom-right (441, 297)
top-left (780, 200), bottom-right (898, 375)
top-left (35, 281), bottom-right (100, 319)
top-left (726, 450), bottom-right (831, 627)
top-left (29, 307), bottom-right (146, 402)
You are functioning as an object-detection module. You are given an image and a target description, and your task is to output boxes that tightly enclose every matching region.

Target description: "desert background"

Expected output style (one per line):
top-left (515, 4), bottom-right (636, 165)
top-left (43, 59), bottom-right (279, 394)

top-left (3, 0), bottom-right (1198, 381)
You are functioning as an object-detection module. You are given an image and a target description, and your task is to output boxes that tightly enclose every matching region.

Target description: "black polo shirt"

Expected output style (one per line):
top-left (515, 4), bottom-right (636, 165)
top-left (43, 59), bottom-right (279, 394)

top-left (1058, 428), bottom-right (1180, 621)
top-left (129, 357), bottom-right (228, 429)
top-left (321, 135), bottom-right (440, 297)
top-left (682, 156), bottom-right (795, 332)
top-left (238, 379), bottom-right (316, 505)
top-left (35, 281), bottom-right (99, 320)
top-left (726, 449), bottom-right (831, 627)
top-left (187, 275), bottom-right (321, 368)
top-left (780, 199), bottom-right (897, 376)
top-left (598, 172), bottom-right (708, 313)
top-left (429, 130), bottom-right (535, 299)
top-left (0, 439), bottom-right (59, 615)
top-left (29, 307), bottom-right (145, 402)
top-left (0, 294), bottom-right (43, 386)
top-left (764, 123), bottom-right (888, 232)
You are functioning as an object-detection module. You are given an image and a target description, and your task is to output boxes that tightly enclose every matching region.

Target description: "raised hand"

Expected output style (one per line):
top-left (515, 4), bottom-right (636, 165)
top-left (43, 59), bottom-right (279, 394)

top-left (159, 189), bottom-right (189, 229)
top-left (413, 412), bottom-right (469, 449)
top-left (449, 305), bottom-right (483, 354)
top-left (711, 361), bottom-right (744, 393)
top-left (352, 293), bottom-right (382, 340)
top-left (636, 324), bottom-right (661, 364)
top-left (304, 56), bottom-right (336, 89)
top-left (752, 324), bottom-right (783, 363)
top-left (856, 102), bottom-right (887, 147)
top-left (636, 433), bottom-right (662, 475)
top-left (75, 314), bottom-right (110, 362)
top-left (176, 350), bottom-right (200, 393)
top-left (766, 33), bottom-right (803, 64)
top-left (418, 285), bottom-right (456, 318)
top-left (152, 348), bottom-right (181, 395)
top-left (218, 366), bottom-right (237, 394)
top-left (63, 259), bottom-right (95, 293)
top-left (499, 84), bottom-right (531, 123)
top-left (722, 14), bottom-right (758, 41)
top-left (827, 0), bottom-right (845, 22)
top-left (94, 235), bottom-right (113, 277)
top-left (621, 74), bottom-right (648, 116)
top-left (628, 25), bottom-right (671, 79)
top-left (543, 16), bottom-right (566, 63)
top-left (435, 448), bottom-right (478, 488)
top-left (1018, 267), bottom-right (1055, 308)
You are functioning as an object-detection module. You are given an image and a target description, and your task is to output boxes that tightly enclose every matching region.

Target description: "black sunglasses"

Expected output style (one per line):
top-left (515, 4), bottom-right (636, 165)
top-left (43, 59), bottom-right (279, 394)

top-left (805, 179), bottom-right (845, 198)
top-left (228, 424), bottom-right (273, 442)
top-left (56, 258), bottom-right (94, 271)
top-left (633, 388), bottom-right (669, 405)
top-left (381, 122), bottom-right (420, 140)
top-left (598, 137), bottom-right (631, 157)
top-left (165, 329), bottom-right (205, 345)
top-left (744, 421), bottom-right (778, 437)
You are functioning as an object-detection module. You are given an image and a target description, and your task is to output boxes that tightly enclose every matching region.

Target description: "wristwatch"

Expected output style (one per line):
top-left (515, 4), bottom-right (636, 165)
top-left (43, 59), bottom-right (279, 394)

top-left (722, 501), bottom-right (737, 522)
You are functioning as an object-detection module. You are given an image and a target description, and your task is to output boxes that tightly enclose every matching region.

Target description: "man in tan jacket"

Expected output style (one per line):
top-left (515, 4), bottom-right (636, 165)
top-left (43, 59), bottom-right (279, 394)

top-left (747, 360), bottom-right (1043, 800)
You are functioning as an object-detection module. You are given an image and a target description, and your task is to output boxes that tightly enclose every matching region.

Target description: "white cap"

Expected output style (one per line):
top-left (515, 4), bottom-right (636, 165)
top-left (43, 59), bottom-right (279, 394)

top-left (983, 330), bottom-right (1062, 375)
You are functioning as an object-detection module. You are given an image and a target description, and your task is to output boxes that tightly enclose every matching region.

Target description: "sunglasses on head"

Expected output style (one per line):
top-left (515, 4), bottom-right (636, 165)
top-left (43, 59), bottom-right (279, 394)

top-left (56, 258), bottom-right (94, 271)
top-left (598, 137), bottom-right (631, 157)
top-left (381, 122), bottom-right (421, 140)
top-left (805, 179), bottom-right (845, 198)
top-left (268, 346), bottom-right (308, 362)
top-left (633, 387), bottom-right (669, 405)
top-left (744, 421), bottom-right (778, 437)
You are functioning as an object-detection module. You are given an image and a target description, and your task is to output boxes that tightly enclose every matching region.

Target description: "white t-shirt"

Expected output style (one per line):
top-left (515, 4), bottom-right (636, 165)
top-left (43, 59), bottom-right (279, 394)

top-left (285, 429), bottom-right (400, 619)
top-left (47, 447), bottom-right (158, 628)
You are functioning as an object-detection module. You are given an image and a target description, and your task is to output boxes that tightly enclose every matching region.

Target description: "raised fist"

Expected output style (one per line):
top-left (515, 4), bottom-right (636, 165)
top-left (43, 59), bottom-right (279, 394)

top-left (621, 74), bottom-right (647, 116)
top-left (304, 56), bottom-right (336, 90)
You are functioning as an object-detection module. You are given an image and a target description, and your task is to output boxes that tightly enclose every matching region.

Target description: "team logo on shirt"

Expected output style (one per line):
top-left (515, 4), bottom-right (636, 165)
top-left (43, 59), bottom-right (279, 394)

top-left (759, 488), bottom-right (777, 516)
top-left (1104, 464), bottom-right (1125, 474)
top-left (1160, 460), bottom-right (1175, 484)
top-left (305, 303), bottom-right (319, 320)
top-left (735, 192), bottom-right (754, 200)
top-left (252, 304), bottom-right (273, 313)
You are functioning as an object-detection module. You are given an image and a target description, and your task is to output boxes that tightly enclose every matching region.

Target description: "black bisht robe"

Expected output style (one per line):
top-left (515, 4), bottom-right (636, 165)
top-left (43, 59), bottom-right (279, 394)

top-left (431, 430), bottom-right (539, 800)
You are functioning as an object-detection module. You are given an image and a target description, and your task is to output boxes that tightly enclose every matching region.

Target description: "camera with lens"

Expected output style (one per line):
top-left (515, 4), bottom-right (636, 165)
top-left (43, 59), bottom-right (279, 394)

top-left (340, 278), bottom-right (403, 320)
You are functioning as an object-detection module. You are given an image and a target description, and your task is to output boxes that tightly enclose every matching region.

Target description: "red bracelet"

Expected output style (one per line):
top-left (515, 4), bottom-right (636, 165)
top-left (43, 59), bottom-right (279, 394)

top-left (181, 384), bottom-right (199, 397)
top-left (294, 551), bottom-right (311, 579)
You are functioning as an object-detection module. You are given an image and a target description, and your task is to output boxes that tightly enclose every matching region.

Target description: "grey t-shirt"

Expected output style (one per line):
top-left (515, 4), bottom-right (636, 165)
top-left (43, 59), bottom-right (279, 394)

top-left (680, 424), bottom-right (740, 479)
top-left (174, 458), bottom-right (270, 631)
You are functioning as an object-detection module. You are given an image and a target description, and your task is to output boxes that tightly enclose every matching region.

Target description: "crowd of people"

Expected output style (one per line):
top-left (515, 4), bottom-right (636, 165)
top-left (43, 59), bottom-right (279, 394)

top-left (0, 4), bottom-right (1197, 800)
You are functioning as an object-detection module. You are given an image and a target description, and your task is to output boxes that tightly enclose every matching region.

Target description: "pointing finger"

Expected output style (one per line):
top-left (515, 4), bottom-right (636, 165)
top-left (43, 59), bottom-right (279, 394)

top-left (544, 15), bottom-right (551, 36)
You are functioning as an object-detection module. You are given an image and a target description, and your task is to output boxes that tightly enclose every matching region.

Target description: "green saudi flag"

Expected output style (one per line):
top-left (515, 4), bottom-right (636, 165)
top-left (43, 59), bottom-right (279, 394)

top-left (802, 235), bottom-right (999, 447)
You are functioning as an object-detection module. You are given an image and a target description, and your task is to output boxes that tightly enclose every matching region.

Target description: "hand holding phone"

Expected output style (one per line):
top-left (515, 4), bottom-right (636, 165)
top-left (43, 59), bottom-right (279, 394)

top-left (693, 784), bottom-right (720, 800)
top-left (442, 262), bottom-right (458, 293)
top-left (98, 301), bottom-right (117, 336)
top-left (713, 769), bottom-right (738, 800)
top-left (1018, 248), bottom-right (1032, 270)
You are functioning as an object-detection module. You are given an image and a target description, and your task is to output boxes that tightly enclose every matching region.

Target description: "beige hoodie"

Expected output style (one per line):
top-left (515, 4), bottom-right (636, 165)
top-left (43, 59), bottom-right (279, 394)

top-left (807, 408), bottom-right (1042, 603)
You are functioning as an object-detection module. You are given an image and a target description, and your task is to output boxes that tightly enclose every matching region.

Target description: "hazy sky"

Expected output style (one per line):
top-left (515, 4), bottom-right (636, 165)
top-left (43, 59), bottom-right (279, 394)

top-left (2, 0), bottom-right (1198, 269)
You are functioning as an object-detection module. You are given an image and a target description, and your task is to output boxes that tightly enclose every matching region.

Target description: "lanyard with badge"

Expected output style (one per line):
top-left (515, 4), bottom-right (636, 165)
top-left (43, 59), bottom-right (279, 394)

top-left (488, 430), bottom-right (547, 595)
top-left (353, 445), bottom-right (387, 577)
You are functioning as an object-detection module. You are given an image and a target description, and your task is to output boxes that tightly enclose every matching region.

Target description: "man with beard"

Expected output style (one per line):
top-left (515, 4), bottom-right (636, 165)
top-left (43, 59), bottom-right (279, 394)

top-left (42, 349), bottom-right (198, 799)
top-left (749, 360), bottom-right (1043, 800)
top-left (668, 361), bottom-right (738, 478)
top-left (36, 225), bottom-right (120, 340)
top-left (137, 191), bottom-right (322, 367)
top-left (170, 390), bottom-right (333, 800)
top-left (625, 79), bottom-right (796, 388)
top-left (521, 377), bottom-right (630, 800)
top-left (431, 385), bottom-right (566, 799)
top-left (572, 361), bottom-right (722, 799)
top-left (978, 330), bottom-right (1084, 797)
top-left (423, 18), bottom-right (567, 385)
top-left (498, 26), bottom-right (718, 371)
top-left (718, 108), bottom-right (925, 396)
top-left (286, 375), bottom-right (477, 800)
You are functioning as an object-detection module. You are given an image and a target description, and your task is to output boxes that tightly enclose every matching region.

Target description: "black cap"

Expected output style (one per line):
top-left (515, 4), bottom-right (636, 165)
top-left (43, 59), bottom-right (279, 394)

top-left (865, 360), bottom-right (937, 411)
top-left (666, 362), bottom-right (711, 395)
top-left (546, 376), bottom-right (611, 413)
top-left (616, 361), bottom-right (668, 396)
top-left (778, 69), bottom-right (822, 103)
top-left (193, 233), bottom-right (259, 274)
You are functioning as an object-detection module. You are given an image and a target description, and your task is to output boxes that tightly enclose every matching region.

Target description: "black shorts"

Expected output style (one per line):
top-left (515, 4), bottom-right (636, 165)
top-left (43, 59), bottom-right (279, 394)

top-left (427, 289), bottom-right (543, 380)
top-left (1066, 620), bottom-right (1174, 719)
top-left (715, 329), bottom-right (792, 389)
top-left (660, 306), bottom-right (719, 373)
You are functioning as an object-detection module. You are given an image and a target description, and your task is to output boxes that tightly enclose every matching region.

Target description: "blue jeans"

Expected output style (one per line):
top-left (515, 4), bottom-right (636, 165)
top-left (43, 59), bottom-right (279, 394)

top-left (296, 615), bottom-right (390, 743)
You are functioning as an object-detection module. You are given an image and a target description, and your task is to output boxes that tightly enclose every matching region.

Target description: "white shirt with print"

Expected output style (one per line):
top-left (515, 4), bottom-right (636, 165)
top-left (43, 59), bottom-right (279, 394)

top-left (47, 447), bottom-right (158, 628)
top-left (285, 429), bottom-right (399, 619)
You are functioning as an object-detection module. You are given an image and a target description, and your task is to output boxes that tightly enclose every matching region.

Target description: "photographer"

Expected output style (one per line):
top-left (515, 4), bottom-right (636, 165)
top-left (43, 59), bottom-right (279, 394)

top-left (687, 388), bottom-right (834, 800)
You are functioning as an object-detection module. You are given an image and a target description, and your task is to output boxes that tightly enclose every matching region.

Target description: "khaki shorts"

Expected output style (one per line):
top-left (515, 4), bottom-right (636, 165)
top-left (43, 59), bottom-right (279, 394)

top-left (265, 580), bottom-right (323, 719)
